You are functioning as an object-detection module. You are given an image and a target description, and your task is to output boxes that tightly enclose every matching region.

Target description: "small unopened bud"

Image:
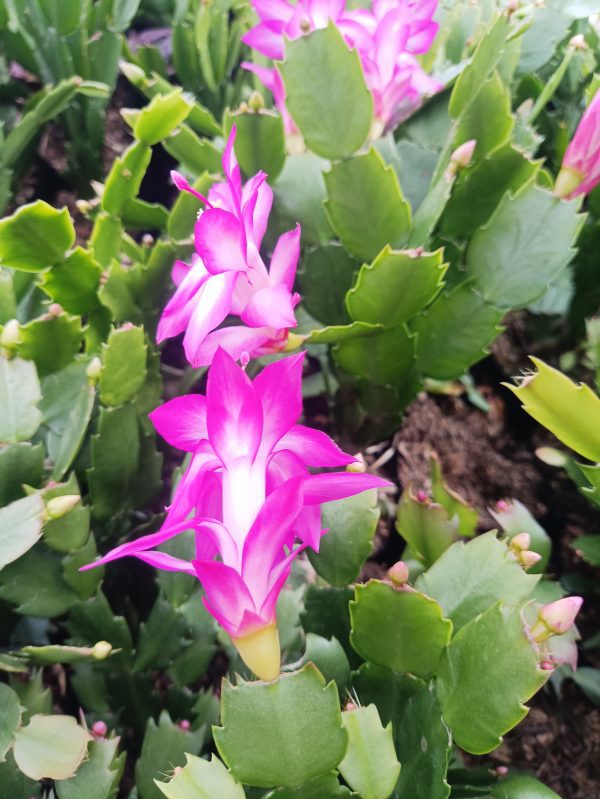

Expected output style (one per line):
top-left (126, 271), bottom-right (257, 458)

top-left (496, 766), bottom-right (509, 777)
top-left (142, 234), bottom-right (154, 248)
top-left (496, 499), bottom-right (510, 512)
top-left (173, 766), bottom-right (183, 775)
top-left (299, 16), bottom-right (311, 33)
top-left (345, 701), bottom-right (357, 711)
top-left (92, 640), bottom-right (113, 660)
top-left (121, 322), bottom-right (134, 330)
top-left (540, 660), bottom-right (554, 671)
top-left (569, 34), bottom-right (587, 50)
top-left (347, 454), bottom-right (366, 473)
top-left (179, 719), bottom-right (191, 730)
top-left (416, 490), bottom-right (428, 503)
top-left (506, 0), bottom-right (519, 13)
top-left (510, 532), bottom-right (530, 552)
top-left (530, 597), bottom-right (583, 642)
top-left (519, 550), bottom-right (542, 570)
top-left (248, 91), bottom-right (265, 112)
top-left (46, 495), bottom-right (80, 520)
top-left (388, 561), bottom-right (409, 587)
top-left (0, 319), bottom-right (21, 349)
top-left (452, 139), bottom-right (477, 169)
top-left (76, 199), bottom-right (92, 215)
top-left (91, 720), bottom-right (107, 737)
top-left (86, 356), bottom-right (102, 382)
top-left (48, 303), bottom-right (63, 316)
top-left (536, 447), bottom-right (568, 467)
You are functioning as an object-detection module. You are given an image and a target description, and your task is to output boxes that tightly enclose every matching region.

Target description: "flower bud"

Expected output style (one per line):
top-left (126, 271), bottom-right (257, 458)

top-left (48, 303), bottom-right (63, 317)
top-left (451, 139), bottom-right (477, 169)
top-left (519, 550), bottom-right (542, 570)
top-left (495, 499), bottom-right (509, 512)
top-left (86, 356), bottom-right (102, 383)
top-left (569, 34), bottom-right (587, 50)
top-left (248, 91), bottom-right (265, 112)
top-left (345, 701), bottom-right (358, 711)
top-left (92, 640), bottom-right (113, 660)
top-left (416, 489), bottom-right (428, 503)
top-left (530, 596), bottom-right (583, 642)
top-left (91, 720), bottom-right (107, 737)
top-left (178, 719), bottom-right (191, 731)
top-left (510, 532), bottom-right (530, 552)
top-left (46, 495), bottom-right (80, 520)
top-left (0, 319), bottom-right (21, 349)
top-left (346, 454), bottom-right (366, 473)
top-left (388, 561), bottom-right (409, 587)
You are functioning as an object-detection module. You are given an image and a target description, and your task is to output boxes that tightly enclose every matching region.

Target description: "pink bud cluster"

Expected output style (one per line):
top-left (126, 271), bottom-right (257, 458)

top-left (241, 0), bottom-right (442, 134)
top-left (555, 89), bottom-right (600, 199)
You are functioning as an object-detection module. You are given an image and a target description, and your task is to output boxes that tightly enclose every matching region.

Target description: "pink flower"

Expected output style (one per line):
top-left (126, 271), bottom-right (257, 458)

top-left (82, 350), bottom-right (389, 679)
top-left (555, 89), bottom-right (600, 199)
top-left (242, 0), bottom-right (441, 133)
top-left (157, 126), bottom-right (301, 366)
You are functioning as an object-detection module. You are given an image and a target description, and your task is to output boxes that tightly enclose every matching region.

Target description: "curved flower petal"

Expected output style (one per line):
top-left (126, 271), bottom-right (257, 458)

top-left (193, 559), bottom-right (257, 635)
top-left (183, 271), bottom-right (238, 367)
top-left (276, 424), bottom-right (356, 467)
top-left (149, 394), bottom-right (208, 451)
top-left (241, 284), bottom-right (298, 328)
top-left (192, 325), bottom-right (278, 366)
top-left (302, 472), bottom-right (391, 504)
top-left (195, 208), bottom-right (248, 275)
top-left (207, 348), bottom-right (263, 465)
top-left (254, 353), bottom-right (305, 451)
top-left (269, 225), bottom-right (301, 290)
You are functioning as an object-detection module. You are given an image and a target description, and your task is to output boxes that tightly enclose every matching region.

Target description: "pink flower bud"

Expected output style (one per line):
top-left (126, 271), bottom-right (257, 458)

top-left (450, 139), bottom-right (477, 169)
top-left (519, 550), bottom-right (542, 570)
top-left (91, 720), bottom-right (107, 737)
top-left (178, 719), bottom-right (191, 731)
top-left (416, 490), bottom-right (428, 503)
top-left (345, 701), bottom-right (357, 711)
top-left (49, 303), bottom-right (63, 317)
top-left (388, 561), bottom-right (409, 587)
top-left (496, 499), bottom-right (510, 512)
top-left (555, 89), bottom-right (600, 199)
top-left (510, 532), bottom-right (530, 552)
top-left (530, 596), bottom-right (583, 641)
top-left (496, 766), bottom-right (509, 777)
top-left (540, 660), bottom-right (554, 671)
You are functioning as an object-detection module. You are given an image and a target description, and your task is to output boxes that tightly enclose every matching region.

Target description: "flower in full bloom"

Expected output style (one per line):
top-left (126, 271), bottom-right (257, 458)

top-left (554, 89), bottom-right (600, 199)
top-left (82, 350), bottom-right (389, 680)
top-left (157, 126), bottom-right (301, 365)
top-left (242, 0), bottom-right (441, 133)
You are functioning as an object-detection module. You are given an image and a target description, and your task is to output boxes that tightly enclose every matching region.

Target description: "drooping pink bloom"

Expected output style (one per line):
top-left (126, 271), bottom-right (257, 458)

top-left (242, 0), bottom-right (441, 133)
top-left (555, 89), bottom-right (600, 199)
top-left (157, 126), bottom-right (301, 366)
top-left (82, 350), bottom-right (389, 679)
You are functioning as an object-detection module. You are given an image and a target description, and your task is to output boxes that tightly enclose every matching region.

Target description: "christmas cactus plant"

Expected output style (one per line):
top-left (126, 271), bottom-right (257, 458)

top-left (0, 0), bottom-right (598, 797)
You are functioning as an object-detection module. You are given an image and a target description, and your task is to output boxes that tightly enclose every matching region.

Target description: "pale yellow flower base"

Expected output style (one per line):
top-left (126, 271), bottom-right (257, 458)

top-left (554, 166), bottom-right (584, 198)
top-left (232, 624), bottom-right (281, 682)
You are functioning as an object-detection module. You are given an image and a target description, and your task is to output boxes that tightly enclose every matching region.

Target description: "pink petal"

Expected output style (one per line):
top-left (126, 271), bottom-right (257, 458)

top-left (241, 21), bottom-right (286, 60)
top-left (172, 259), bottom-right (191, 288)
top-left (195, 208), bottom-right (248, 275)
top-left (171, 171), bottom-right (210, 205)
top-left (241, 284), bottom-right (298, 328)
top-left (302, 472), bottom-right (391, 504)
top-left (135, 550), bottom-right (196, 574)
top-left (149, 394), bottom-right (208, 451)
top-left (156, 261), bottom-right (208, 344)
top-left (241, 476), bottom-right (305, 599)
top-left (222, 126), bottom-right (242, 204)
top-left (193, 559), bottom-right (256, 635)
top-left (194, 519), bottom-right (239, 567)
top-left (183, 271), bottom-right (238, 367)
top-left (254, 353), bottom-right (305, 451)
top-left (206, 347), bottom-right (263, 465)
top-left (269, 225), bottom-right (301, 290)
top-left (163, 445), bottom-right (220, 528)
top-left (252, 0), bottom-right (293, 23)
top-left (79, 518), bottom-right (197, 571)
top-left (260, 543), bottom-right (308, 621)
top-left (191, 326), bottom-right (275, 366)
top-left (276, 425), bottom-right (356, 467)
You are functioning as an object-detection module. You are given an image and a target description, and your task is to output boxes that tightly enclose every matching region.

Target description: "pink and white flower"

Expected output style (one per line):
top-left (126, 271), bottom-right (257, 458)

top-left (82, 350), bottom-right (389, 680)
top-left (157, 126), bottom-right (301, 366)
top-left (242, 0), bottom-right (441, 133)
